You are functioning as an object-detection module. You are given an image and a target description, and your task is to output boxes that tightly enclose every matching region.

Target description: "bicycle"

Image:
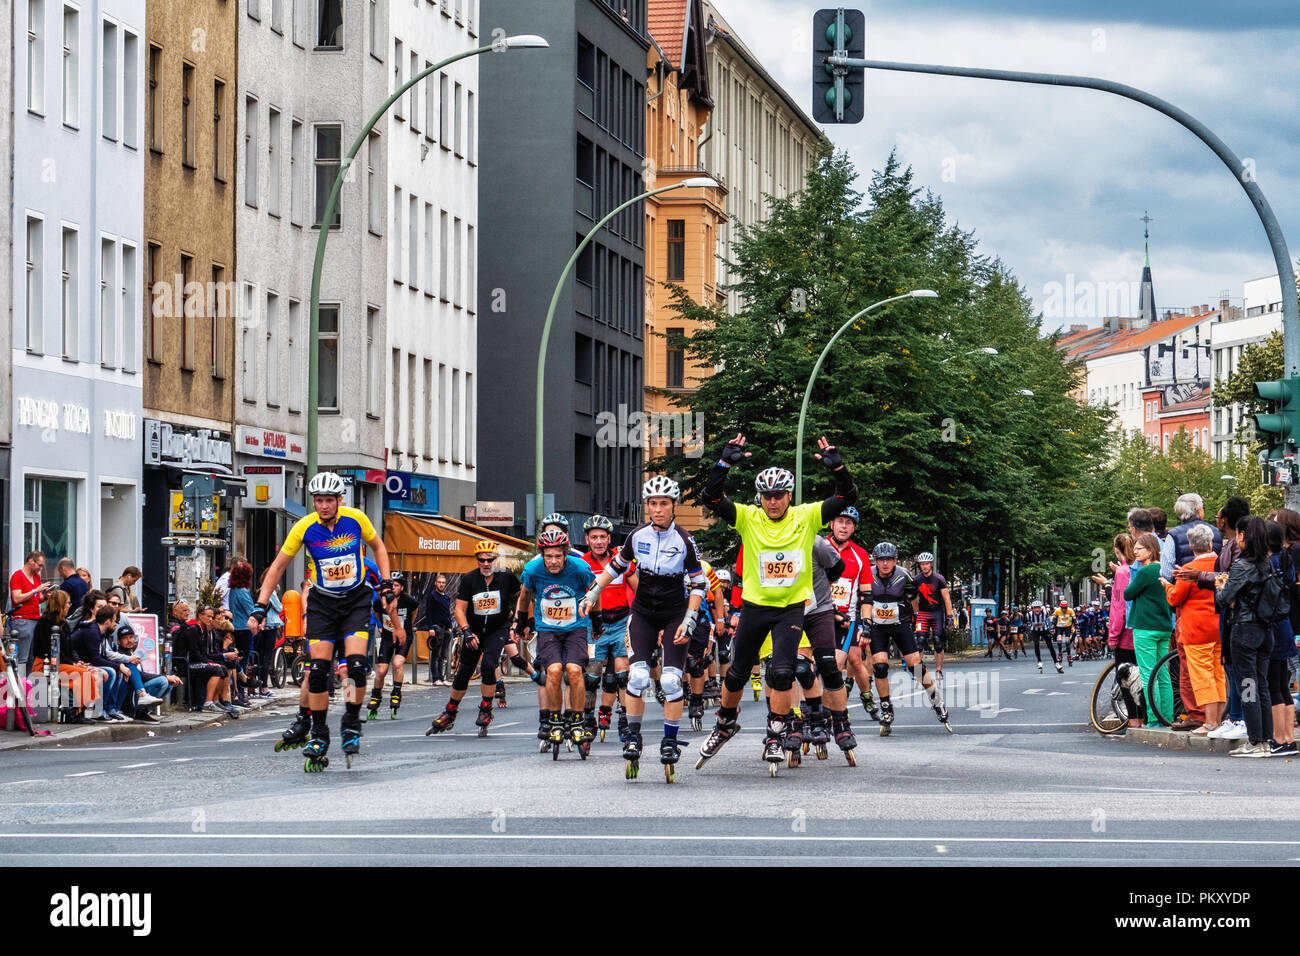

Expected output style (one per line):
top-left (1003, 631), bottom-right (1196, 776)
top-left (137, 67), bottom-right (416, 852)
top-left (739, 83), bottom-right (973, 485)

top-left (1088, 658), bottom-right (1135, 735)
top-left (1144, 649), bottom-right (1183, 727)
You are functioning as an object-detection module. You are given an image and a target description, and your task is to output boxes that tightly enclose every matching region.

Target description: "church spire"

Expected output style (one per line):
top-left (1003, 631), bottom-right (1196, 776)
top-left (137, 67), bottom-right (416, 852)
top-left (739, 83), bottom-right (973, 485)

top-left (1138, 211), bottom-right (1156, 327)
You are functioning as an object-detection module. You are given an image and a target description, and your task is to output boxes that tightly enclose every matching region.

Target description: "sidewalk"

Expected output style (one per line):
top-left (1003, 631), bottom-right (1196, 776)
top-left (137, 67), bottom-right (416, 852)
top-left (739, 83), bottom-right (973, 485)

top-left (1117, 725), bottom-right (1235, 754)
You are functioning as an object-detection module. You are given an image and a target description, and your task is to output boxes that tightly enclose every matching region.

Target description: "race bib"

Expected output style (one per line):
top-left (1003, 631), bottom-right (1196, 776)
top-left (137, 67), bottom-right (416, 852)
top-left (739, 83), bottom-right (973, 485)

top-left (871, 602), bottom-right (900, 624)
top-left (830, 577), bottom-right (853, 607)
top-left (541, 596), bottom-right (577, 624)
top-left (472, 590), bottom-right (502, 615)
top-left (758, 550), bottom-right (803, 588)
top-left (318, 555), bottom-right (357, 588)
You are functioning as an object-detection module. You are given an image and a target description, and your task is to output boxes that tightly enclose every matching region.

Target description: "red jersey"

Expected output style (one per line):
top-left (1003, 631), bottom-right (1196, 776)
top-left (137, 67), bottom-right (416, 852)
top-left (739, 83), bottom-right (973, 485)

top-left (9, 568), bottom-right (42, 619)
top-left (825, 536), bottom-right (872, 613)
top-left (584, 550), bottom-right (632, 609)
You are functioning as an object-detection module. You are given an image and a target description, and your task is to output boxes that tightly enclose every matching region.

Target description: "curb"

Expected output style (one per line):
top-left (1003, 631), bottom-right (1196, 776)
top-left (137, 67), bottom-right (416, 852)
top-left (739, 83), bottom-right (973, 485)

top-left (1118, 725), bottom-right (1235, 754)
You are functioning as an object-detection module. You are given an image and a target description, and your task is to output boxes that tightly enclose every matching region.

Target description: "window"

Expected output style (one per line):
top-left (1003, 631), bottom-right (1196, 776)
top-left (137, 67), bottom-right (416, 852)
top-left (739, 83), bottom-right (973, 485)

top-left (423, 203), bottom-right (433, 295)
top-left (388, 348), bottom-right (399, 442)
top-left (210, 264), bottom-right (226, 378)
top-left (423, 359), bottom-right (434, 457)
top-left (392, 39), bottom-right (403, 120)
top-left (313, 124), bottom-right (341, 228)
top-left (575, 333), bottom-right (592, 384)
top-left (212, 79), bottom-right (227, 179)
top-left (145, 241), bottom-right (160, 361)
top-left (577, 35), bottom-right (595, 88)
top-left (181, 62), bottom-right (195, 166)
top-left (271, 0), bottom-right (283, 33)
top-left (406, 353), bottom-right (416, 455)
top-left (368, 0), bottom-right (380, 58)
top-left (438, 72), bottom-right (449, 147)
top-left (265, 291), bottom-right (280, 405)
top-left (290, 118), bottom-right (303, 224)
top-left (466, 224), bottom-right (475, 314)
top-left (244, 95), bottom-right (258, 206)
top-left (666, 219), bottom-right (685, 281)
top-left (121, 244), bottom-right (136, 372)
top-left (367, 132), bottom-right (381, 233)
top-left (439, 210), bottom-right (449, 301)
top-left (391, 186), bottom-right (402, 279)
top-left (438, 363), bottom-right (448, 460)
top-left (453, 81), bottom-right (462, 156)
top-left (466, 90), bottom-right (475, 164)
top-left (100, 237), bottom-right (115, 367)
top-left (23, 479), bottom-right (76, 567)
top-left (248, 0), bottom-right (259, 20)
top-left (122, 31), bottom-right (137, 147)
top-left (102, 20), bottom-right (117, 140)
top-left (287, 299), bottom-right (301, 411)
top-left (28, 0), bottom-right (45, 114)
top-left (366, 306), bottom-right (380, 416)
top-left (62, 5), bottom-right (78, 126)
top-left (452, 216), bottom-right (462, 307)
top-left (465, 371), bottom-right (475, 466)
top-left (240, 283), bottom-right (256, 400)
top-left (423, 60), bottom-right (435, 138)
top-left (26, 217), bottom-right (44, 354)
top-left (147, 44), bottom-right (162, 150)
top-left (408, 194), bottom-right (418, 289)
top-left (316, 0), bottom-right (342, 49)
top-left (409, 51), bottom-right (420, 132)
top-left (452, 369), bottom-right (462, 463)
top-left (318, 304), bottom-right (339, 409)
top-left (292, 0), bottom-right (306, 46)
top-left (179, 253), bottom-right (195, 370)
top-left (267, 107), bottom-right (281, 215)
top-left (61, 226), bottom-right (77, 360)
top-left (575, 434), bottom-right (592, 483)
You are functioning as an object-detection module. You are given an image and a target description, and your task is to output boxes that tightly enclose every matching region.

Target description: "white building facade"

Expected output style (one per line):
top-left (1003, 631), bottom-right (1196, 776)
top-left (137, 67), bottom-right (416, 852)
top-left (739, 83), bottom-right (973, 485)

top-left (384, 0), bottom-right (480, 519)
top-left (12, 0), bottom-right (145, 586)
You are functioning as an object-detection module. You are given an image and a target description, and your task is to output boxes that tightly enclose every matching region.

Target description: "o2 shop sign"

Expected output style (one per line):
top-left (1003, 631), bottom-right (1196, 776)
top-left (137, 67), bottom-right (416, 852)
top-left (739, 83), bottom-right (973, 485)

top-left (383, 471), bottom-right (436, 511)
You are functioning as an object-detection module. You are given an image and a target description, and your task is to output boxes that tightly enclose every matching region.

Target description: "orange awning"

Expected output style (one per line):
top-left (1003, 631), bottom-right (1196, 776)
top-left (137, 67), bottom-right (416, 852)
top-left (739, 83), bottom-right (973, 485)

top-left (383, 512), bottom-right (533, 574)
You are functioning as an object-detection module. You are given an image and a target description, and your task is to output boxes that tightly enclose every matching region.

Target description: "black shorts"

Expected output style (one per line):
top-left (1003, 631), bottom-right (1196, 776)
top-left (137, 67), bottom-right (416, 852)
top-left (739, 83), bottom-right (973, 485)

top-left (724, 601), bottom-right (804, 693)
top-left (687, 617), bottom-right (714, 658)
top-left (628, 605), bottom-right (691, 672)
top-left (377, 629), bottom-right (413, 664)
top-left (869, 623), bottom-right (918, 658)
top-left (306, 586), bottom-right (373, 645)
top-left (535, 628), bottom-right (590, 670)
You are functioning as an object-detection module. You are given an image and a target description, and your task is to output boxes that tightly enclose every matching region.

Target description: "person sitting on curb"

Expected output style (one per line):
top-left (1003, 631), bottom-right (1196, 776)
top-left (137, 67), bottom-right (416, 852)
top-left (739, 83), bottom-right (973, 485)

top-left (113, 624), bottom-right (181, 724)
top-left (69, 606), bottom-right (132, 722)
top-left (171, 604), bottom-right (238, 718)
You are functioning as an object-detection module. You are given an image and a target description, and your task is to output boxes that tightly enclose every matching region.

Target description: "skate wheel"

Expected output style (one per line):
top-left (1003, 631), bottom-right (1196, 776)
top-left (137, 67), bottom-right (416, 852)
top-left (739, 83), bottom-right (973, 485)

top-left (944, 722), bottom-right (954, 734)
top-left (579, 741), bottom-right (590, 760)
top-left (769, 762), bottom-right (779, 778)
top-left (539, 740), bottom-right (550, 753)
top-left (787, 752), bottom-right (799, 768)
top-left (274, 740), bottom-right (286, 752)
top-left (802, 741), bottom-right (809, 755)
top-left (390, 712), bottom-right (398, 720)
top-left (346, 753), bottom-right (355, 769)
top-left (753, 688), bottom-right (760, 701)
top-left (366, 712), bottom-right (377, 721)
top-left (599, 729), bottom-right (606, 742)
top-left (880, 725), bottom-right (891, 737)
top-left (478, 726), bottom-right (488, 737)
top-left (626, 760), bottom-right (638, 779)
top-left (565, 739), bottom-right (573, 752)
top-left (845, 749), bottom-right (857, 767)
top-left (552, 743), bottom-right (560, 761)
top-left (816, 745), bottom-right (828, 761)
top-left (691, 718), bottom-right (701, 732)
top-left (664, 763), bottom-right (674, 783)
top-left (694, 754), bottom-right (708, 770)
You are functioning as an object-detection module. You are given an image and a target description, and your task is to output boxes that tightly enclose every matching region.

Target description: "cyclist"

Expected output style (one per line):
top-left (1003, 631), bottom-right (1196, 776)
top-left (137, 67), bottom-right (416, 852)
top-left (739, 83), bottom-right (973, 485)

top-left (913, 552), bottom-right (954, 683)
top-left (426, 541), bottom-right (529, 737)
top-left (248, 472), bottom-right (391, 770)
top-left (1051, 600), bottom-right (1076, 666)
top-left (827, 506), bottom-right (878, 720)
top-left (1025, 599), bottom-right (1062, 673)
top-left (580, 477), bottom-right (707, 777)
top-left (580, 514), bottom-right (634, 741)
top-left (695, 434), bottom-right (858, 770)
top-left (862, 542), bottom-right (949, 735)
top-left (367, 573), bottom-right (418, 720)
top-left (516, 529), bottom-right (595, 753)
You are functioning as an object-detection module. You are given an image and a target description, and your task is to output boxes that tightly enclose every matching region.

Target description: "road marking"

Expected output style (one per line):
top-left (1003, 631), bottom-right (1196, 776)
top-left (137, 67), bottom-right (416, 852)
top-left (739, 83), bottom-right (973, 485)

top-left (1022, 688), bottom-right (1044, 695)
top-left (171, 758), bottom-right (194, 763)
top-left (118, 763), bottom-right (156, 769)
top-left (0, 779), bottom-right (49, 786)
top-left (64, 771), bottom-right (106, 777)
top-left (219, 729), bottom-right (284, 742)
top-left (34, 743), bottom-right (166, 752)
top-left (1046, 692), bottom-right (1069, 696)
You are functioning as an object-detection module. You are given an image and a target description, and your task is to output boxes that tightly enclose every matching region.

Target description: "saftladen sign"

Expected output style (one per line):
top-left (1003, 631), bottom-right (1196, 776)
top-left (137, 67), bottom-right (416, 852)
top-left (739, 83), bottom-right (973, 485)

top-left (236, 425), bottom-right (306, 462)
top-left (242, 464), bottom-right (286, 510)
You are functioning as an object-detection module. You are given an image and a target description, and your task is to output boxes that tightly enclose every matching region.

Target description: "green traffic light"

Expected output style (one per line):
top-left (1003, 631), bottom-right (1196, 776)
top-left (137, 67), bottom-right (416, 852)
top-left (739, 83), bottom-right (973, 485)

top-left (825, 86), bottom-right (852, 107)
top-left (825, 22), bottom-right (852, 47)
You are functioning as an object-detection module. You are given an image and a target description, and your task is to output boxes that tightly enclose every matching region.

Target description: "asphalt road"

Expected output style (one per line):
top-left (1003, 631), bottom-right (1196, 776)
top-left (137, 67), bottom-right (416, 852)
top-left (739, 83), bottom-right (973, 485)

top-left (4, 655), bottom-right (1299, 866)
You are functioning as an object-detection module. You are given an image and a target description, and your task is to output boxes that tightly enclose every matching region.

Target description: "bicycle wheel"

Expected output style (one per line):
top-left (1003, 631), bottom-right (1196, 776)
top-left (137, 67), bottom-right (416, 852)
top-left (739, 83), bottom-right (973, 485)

top-left (444, 632), bottom-right (462, 685)
top-left (1089, 661), bottom-right (1129, 735)
top-left (1145, 650), bottom-right (1180, 727)
top-left (271, 647), bottom-right (286, 688)
top-left (291, 653), bottom-right (306, 687)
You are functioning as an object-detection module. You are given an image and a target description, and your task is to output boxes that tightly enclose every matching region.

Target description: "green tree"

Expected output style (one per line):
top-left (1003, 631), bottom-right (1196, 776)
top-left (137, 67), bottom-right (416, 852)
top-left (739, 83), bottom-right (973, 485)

top-left (1211, 330), bottom-right (1283, 443)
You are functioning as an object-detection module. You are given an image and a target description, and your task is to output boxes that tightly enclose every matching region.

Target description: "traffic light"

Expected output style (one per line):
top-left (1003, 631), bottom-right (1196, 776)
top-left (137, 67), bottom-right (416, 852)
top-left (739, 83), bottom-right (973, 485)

top-left (1254, 376), bottom-right (1300, 483)
top-left (812, 8), bottom-right (865, 124)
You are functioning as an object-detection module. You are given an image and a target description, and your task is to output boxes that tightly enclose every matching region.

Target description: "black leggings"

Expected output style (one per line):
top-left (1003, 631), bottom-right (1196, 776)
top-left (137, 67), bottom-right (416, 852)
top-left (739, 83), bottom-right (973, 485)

top-left (255, 628), bottom-right (278, 688)
top-left (1267, 659), bottom-right (1293, 707)
top-left (724, 601), bottom-right (804, 694)
top-left (628, 605), bottom-right (690, 672)
top-left (451, 624), bottom-right (511, 692)
top-left (802, 609), bottom-right (844, 690)
top-left (1031, 630), bottom-right (1057, 664)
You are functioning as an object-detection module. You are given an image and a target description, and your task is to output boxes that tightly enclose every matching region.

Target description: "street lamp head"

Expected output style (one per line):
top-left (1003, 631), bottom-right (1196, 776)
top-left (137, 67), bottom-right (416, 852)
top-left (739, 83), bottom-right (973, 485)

top-left (980, 347), bottom-right (999, 355)
top-left (1016, 389), bottom-right (1035, 397)
top-left (908, 289), bottom-right (939, 298)
top-left (1220, 474), bottom-right (1237, 481)
top-left (504, 35), bottom-right (549, 48)
top-left (679, 177), bottom-right (719, 189)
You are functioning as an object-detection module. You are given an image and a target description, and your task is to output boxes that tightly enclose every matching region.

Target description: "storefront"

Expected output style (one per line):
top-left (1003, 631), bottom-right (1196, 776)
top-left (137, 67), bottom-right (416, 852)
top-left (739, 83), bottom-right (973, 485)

top-left (234, 426), bottom-right (308, 580)
top-left (383, 512), bottom-right (533, 578)
top-left (11, 368), bottom-right (142, 592)
top-left (140, 419), bottom-right (235, 610)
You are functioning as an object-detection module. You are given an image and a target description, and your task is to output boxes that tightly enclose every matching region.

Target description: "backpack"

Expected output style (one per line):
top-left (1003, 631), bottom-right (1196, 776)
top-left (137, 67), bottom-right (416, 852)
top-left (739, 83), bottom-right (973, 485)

top-left (1252, 557), bottom-right (1292, 625)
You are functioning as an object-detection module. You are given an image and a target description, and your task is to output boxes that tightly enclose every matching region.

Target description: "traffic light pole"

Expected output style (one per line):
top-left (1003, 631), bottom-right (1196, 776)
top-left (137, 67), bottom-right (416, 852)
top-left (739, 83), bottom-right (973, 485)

top-left (827, 54), bottom-right (1300, 508)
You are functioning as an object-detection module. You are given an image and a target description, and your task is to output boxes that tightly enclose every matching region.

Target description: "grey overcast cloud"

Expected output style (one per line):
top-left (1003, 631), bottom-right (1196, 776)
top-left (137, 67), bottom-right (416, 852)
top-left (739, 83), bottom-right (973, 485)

top-left (720, 0), bottom-right (1300, 328)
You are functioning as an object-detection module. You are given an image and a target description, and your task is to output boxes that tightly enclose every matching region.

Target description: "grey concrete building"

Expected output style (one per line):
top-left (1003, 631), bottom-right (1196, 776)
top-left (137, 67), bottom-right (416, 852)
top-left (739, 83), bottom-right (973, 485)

top-left (477, 0), bottom-right (649, 535)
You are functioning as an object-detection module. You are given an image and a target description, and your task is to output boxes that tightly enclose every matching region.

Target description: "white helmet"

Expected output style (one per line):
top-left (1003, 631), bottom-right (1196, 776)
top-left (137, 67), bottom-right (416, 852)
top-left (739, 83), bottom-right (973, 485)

top-left (642, 475), bottom-right (680, 501)
top-left (917, 552), bottom-right (935, 564)
top-left (307, 472), bottom-right (346, 496)
top-left (755, 467), bottom-right (795, 493)
top-left (716, 568), bottom-right (732, 583)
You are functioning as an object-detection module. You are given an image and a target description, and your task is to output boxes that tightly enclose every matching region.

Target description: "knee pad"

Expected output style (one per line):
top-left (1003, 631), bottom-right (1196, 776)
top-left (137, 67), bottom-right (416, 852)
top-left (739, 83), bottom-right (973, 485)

top-left (814, 648), bottom-right (844, 690)
top-left (660, 667), bottom-right (685, 702)
top-left (872, 661), bottom-right (890, 681)
top-left (765, 658), bottom-right (794, 692)
top-left (583, 672), bottom-right (602, 693)
top-left (615, 670), bottom-right (629, 689)
top-left (602, 668), bottom-right (620, 693)
top-left (307, 659), bottom-right (330, 694)
top-left (794, 655), bottom-right (816, 691)
top-left (509, 654), bottom-right (529, 672)
top-left (685, 653), bottom-right (705, 679)
top-left (346, 654), bottom-right (368, 687)
top-left (626, 661), bottom-right (652, 699)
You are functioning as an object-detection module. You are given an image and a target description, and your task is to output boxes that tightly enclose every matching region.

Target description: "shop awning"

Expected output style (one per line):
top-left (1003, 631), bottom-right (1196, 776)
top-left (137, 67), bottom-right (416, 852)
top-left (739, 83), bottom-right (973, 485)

top-left (384, 512), bottom-right (534, 574)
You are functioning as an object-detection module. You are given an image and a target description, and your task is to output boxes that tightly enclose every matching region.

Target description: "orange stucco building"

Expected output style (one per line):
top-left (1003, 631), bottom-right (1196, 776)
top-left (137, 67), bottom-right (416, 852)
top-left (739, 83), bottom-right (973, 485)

top-left (643, 0), bottom-right (726, 531)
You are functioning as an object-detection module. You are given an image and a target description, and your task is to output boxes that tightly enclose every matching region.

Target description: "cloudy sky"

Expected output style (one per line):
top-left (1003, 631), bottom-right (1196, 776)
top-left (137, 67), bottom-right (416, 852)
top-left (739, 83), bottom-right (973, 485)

top-left (712, 0), bottom-right (1300, 330)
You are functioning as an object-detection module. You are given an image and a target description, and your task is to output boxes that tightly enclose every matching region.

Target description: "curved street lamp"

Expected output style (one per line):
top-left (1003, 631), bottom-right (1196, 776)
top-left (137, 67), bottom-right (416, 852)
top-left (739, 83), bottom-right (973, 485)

top-left (306, 36), bottom-right (551, 485)
top-left (533, 176), bottom-right (719, 523)
top-left (794, 289), bottom-right (938, 502)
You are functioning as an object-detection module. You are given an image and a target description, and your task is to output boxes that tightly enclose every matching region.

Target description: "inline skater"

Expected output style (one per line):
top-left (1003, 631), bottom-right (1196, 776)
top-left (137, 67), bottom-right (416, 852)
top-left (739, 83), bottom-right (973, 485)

top-left (580, 477), bottom-right (707, 782)
top-left (862, 542), bottom-right (949, 736)
top-left (685, 558), bottom-right (728, 731)
top-left (790, 534), bottom-right (857, 764)
top-left (517, 529), bottom-right (596, 757)
top-left (249, 472), bottom-right (391, 770)
top-left (827, 506), bottom-right (878, 720)
top-left (1025, 599), bottom-right (1062, 673)
top-left (913, 552), bottom-right (954, 684)
top-left (426, 541), bottom-right (528, 737)
top-left (695, 434), bottom-right (858, 775)
top-left (367, 573), bottom-right (418, 719)
top-left (580, 515), bottom-right (634, 741)
top-left (1051, 600), bottom-right (1075, 666)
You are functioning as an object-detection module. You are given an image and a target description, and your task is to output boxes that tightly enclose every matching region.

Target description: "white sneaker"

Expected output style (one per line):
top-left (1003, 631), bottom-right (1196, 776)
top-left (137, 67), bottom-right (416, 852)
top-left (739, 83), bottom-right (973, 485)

top-left (1037, 662), bottom-right (1043, 672)
top-left (201, 700), bottom-right (221, 712)
top-left (1213, 721), bottom-right (1248, 740)
top-left (136, 693), bottom-right (164, 707)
